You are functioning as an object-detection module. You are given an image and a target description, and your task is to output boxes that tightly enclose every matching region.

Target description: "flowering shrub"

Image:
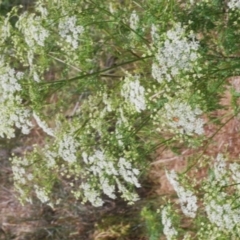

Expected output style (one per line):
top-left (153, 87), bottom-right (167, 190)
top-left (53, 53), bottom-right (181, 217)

top-left (1, 0), bottom-right (240, 238)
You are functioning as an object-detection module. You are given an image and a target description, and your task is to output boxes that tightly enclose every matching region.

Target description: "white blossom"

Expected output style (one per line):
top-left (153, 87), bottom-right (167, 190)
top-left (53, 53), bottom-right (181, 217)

top-left (0, 67), bottom-right (22, 99)
top-left (102, 93), bottom-right (112, 112)
top-left (205, 192), bottom-right (240, 230)
top-left (33, 112), bottom-right (55, 137)
top-left (35, 1), bottom-right (48, 18)
top-left (152, 23), bottom-right (199, 83)
top-left (118, 157), bottom-right (141, 188)
top-left (81, 151), bottom-right (141, 205)
top-left (12, 165), bottom-right (26, 185)
top-left (151, 24), bottom-right (159, 42)
top-left (100, 177), bottom-right (116, 199)
top-left (81, 182), bottom-right (104, 207)
top-left (162, 101), bottom-right (204, 135)
top-left (162, 206), bottom-right (178, 240)
top-left (121, 74), bottom-right (146, 112)
top-left (58, 134), bottom-right (79, 163)
top-left (33, 71), bottom-right (41, 82)
top-left (58, 16), bottom-right (84, 49)
top-left (129, 10), bottom-right (139, 31)
top-left (166, 170), bottom-right (198, 218)
top-left (16, 12), bottom-right (49, 48)
top-left (34, 185), bottom-right (50, 204)
top-left (213, 154), bottom-right (228, 186)
top-left (0, 63), bottom-right (32, 138)
top-left (116, 179), bottom-right (140, 204)
top-left (230, 162), bottom-right (240, 185)
top-left (115, 120), bottom-right (124, 146)
top-left (45, 148), bottom-right (57, 168)
top-left (228, 0), bottom-right (240, 9)
top-left (0, 15), bottom-right (11, 43)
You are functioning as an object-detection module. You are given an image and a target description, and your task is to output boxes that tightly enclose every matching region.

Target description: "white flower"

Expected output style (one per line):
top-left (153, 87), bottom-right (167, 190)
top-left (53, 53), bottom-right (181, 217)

top-left (0, 66), bottom-right (22, 99)
top-left (162, 206), bottom-right (178, 240)
top-left (58, 134), bottom-right (79, 163)
top-left (33, 112), bottom-right (55, 137)
top-left (34, 185), bottom-right (50, 204)
top-left (228, 0), bottom-right (240, 9)
top-left (102, 93), bottom-right (112, 112)
top-left (205, 192), bottom-right (240, 230)
top-left (152, 23), bottom-right (199, 83)
top-left (0, 63), bottom-right (32, 138)
top-left (58, 15), bottom-right (84, 49)
top-left (81, 182), bottom-right (104, 207)
top-left (121, 74), bottom-right (146, 112)
top-left (81, 151), bottom-right (140, 205)
top-left (213, 154), bottom-right (227, 185)
top-left (16, 12), bottom-right (49, 48)
top-left (33, 71), bottom-right (41, 82)
top-left (100, 178), bottom-right (116, 199)
top-left (45, 148), bottom-right (57, 168)
top-left (129, 10), bottom-right (139, 31)
top-left (230, 162), bottom-right (240, 186)
top-left (166, 170), bottom-right (198, 218)
top-left (151, 24), bottom-right (159, 42)
top-left (162, 101), bottom-right (204, 136)
top-left (0, 16), bottom-right (11, 43)
top-left (116, 179), bottom-right (140, 204)
top-left (115, 121), bottom-right (124, 146)
top-left (118, 157), bottom-right (141, 188)
top-left (82, 152), bottom-right (89, 164)
top-left (35, 1), bottom-right (48, 17)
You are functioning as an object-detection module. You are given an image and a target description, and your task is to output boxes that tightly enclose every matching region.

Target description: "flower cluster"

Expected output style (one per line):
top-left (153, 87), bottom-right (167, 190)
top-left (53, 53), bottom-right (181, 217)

top-left (151, 24), bottom-right (159, 42)
top-left (129, 10), bottom-right (139, 31)
top-left (44, 147), bottom-right (58, 168)
top-left (11, 149), bottom-right (56, 206)
top-left (80, 150), bottom-right (141, 206)
top-left (35, 1), bottom-right (49, 18)
top-left (58, 134), bottom-right (79, 164)
top-left (161, 206), bottom-right (178, 240)
top-left (58, 16), bottom-right (84, 49)
top-left (34, 185), bottom-right (51, 204)
top-left (16, 12), bottom-right (49, 48)
top-left (202, 154), bottom-right (240, 232)
top-left (229, 162), bottom-right (240, 188)
top-left (11, 155), bottom-right (31, 203)
top-left (160, 101), bottom-right (204, 135)
top-left (0, 61), bottom-right (32, 138)
top-left (0, 15), bottom-right (11, 44)
top-left (152, 23), bottom-right (199, 83)
top-left (80, 182), bottom-right (104, 207)
top-left (213, 153), bottom-right (228, 186)
top-left (118, 157), bottom-right (141, 188)
top-left (205, 192), bottom-right (240, 230)
top-left (0, 98), bottom-right (32, 138)
top-left (121, 74), bottom-right (146, 113)
top-left (12, 157), bottom-right (28, 186)
top-left (102, 93), bottom-right (113, 112)
top-left (33, 112), bottom-right (55, 137)
top-left (166, 170), bottom-right (198, 218)
top-left (228, 0), bottom-right (240, 9)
